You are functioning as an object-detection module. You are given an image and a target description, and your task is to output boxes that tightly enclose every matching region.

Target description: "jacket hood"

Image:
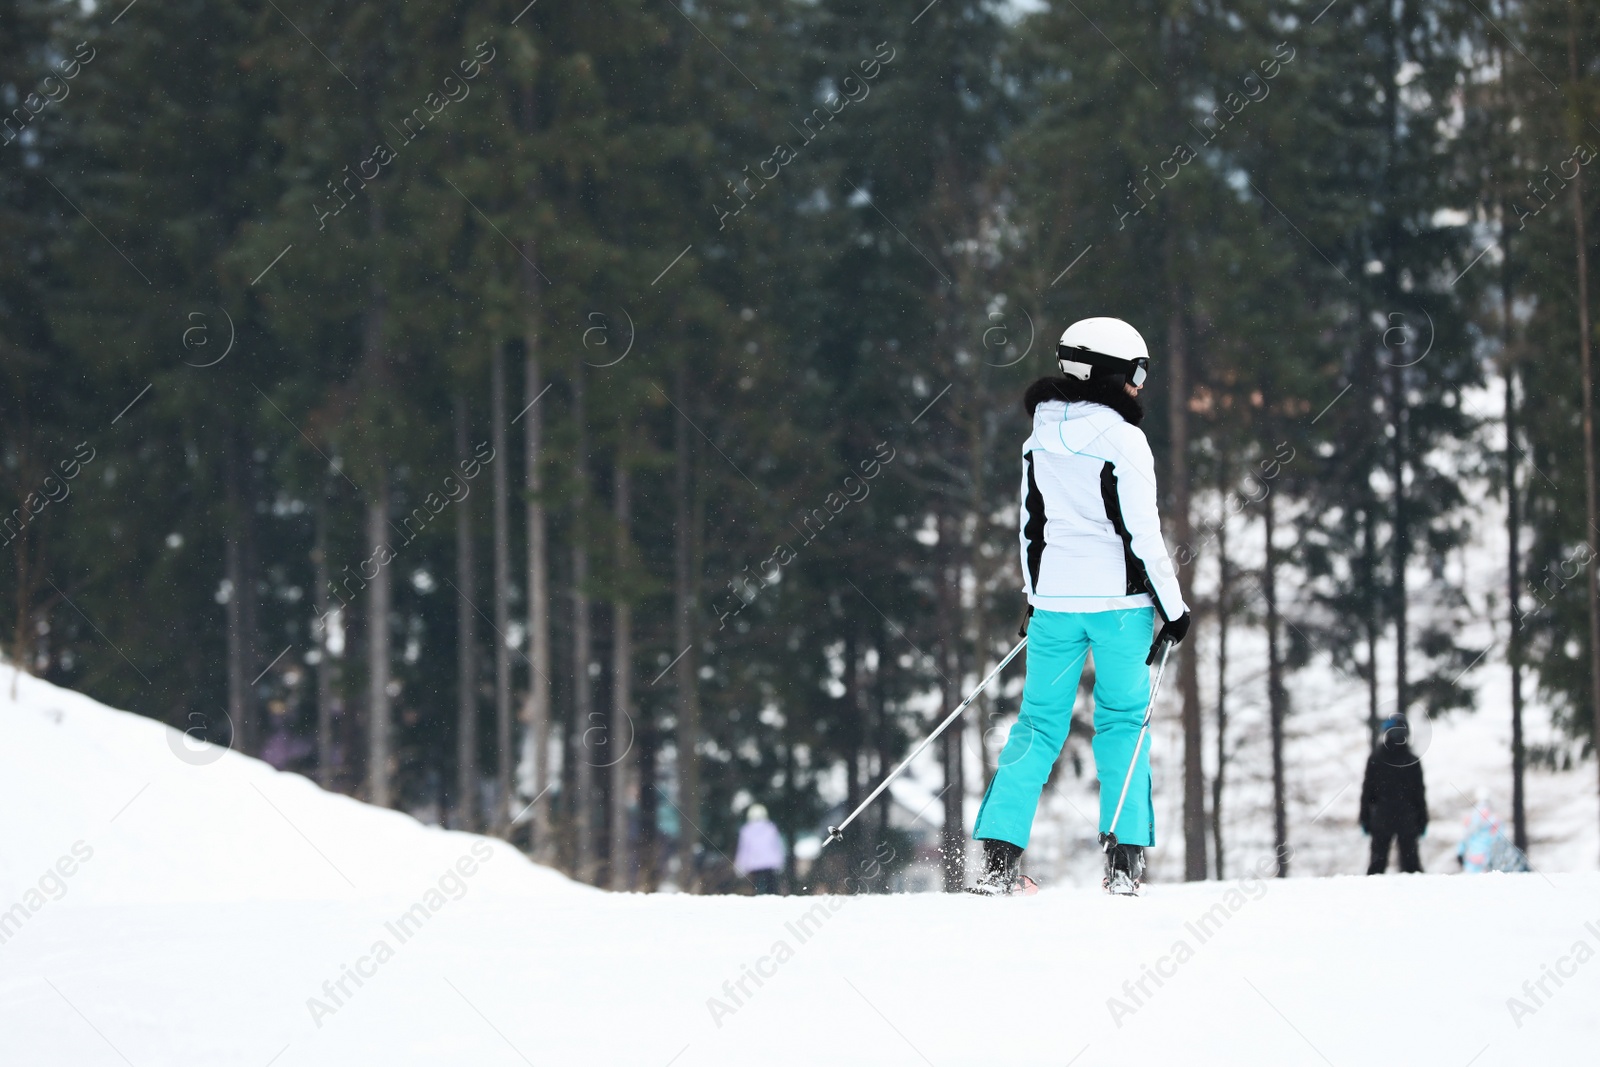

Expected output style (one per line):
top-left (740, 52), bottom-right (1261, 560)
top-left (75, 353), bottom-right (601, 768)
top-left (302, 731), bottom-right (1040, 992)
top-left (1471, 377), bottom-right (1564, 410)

top-left (1024, 376), bottom-right (1145, 426)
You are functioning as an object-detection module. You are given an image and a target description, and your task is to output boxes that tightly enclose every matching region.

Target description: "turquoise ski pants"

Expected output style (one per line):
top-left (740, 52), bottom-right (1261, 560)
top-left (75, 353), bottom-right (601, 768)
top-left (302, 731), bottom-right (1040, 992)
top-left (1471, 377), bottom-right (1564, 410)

top-left (974, 607), bottom-right (1156, 849)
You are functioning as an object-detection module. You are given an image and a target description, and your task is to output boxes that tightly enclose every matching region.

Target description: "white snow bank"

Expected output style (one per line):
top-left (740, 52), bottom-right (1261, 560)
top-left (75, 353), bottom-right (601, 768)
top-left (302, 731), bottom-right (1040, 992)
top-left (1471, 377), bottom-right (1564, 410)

top-left (4, 864), bottom-right (1596, 1064)
top-left (3, 667), bottom-right (1598, 1065)
top-left (0, 666), bottom-right (577, 906)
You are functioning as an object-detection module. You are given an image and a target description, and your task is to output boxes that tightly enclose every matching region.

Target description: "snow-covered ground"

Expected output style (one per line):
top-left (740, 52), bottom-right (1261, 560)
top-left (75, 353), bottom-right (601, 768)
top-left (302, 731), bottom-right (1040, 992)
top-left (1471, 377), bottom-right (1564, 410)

top-left (3, 665), bottom-right (1598, 1066)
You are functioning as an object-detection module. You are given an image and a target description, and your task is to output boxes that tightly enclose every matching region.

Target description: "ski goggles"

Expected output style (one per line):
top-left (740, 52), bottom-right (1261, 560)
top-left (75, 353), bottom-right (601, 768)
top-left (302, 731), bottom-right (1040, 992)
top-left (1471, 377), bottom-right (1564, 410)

top-left (1058, 345), bottom-right (1149, 386)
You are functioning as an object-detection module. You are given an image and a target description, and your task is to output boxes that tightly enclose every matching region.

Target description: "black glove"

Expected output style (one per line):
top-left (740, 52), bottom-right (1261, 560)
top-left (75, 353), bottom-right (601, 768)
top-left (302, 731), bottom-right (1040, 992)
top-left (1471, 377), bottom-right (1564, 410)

top-left (1147, 611), bottom-right (1191, 664)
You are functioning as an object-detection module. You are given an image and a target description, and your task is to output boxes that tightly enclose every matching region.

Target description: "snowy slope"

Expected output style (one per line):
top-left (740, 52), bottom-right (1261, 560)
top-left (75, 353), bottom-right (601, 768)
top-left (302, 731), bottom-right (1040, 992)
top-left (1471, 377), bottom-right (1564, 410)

top-left (3, 667), bottom-right (1599, 1066)
top-left (0, 666), bottom-right (574, 907)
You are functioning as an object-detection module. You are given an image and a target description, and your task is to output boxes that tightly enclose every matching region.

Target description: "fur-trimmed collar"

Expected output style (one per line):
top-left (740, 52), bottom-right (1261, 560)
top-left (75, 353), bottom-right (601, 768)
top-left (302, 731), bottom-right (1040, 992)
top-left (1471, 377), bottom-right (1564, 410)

top-left (1023, 376), bottom-right (1145, 426)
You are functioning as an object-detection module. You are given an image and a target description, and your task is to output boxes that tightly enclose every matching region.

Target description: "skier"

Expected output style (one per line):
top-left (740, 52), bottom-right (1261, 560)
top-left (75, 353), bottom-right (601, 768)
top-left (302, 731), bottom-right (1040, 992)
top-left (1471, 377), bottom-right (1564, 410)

top-left (1457, 788), bottom-right (1500, 873)
top-left (1457, 788), bottom-right (1530, 873)
top-left (971, 317), bottom-right (1190, 896)
top-left (734, 804), bottom-right (785, 895)
top-left (1359, 714), bottom-right (1428, 875)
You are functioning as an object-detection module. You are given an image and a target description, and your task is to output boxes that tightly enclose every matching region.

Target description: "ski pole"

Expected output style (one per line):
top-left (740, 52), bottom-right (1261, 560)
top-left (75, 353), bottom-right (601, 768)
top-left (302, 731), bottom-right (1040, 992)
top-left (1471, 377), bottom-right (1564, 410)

top-left (824, 636), bottom-right (1028, 848)
top-left (1101, 639), bottom-right (1173, 852)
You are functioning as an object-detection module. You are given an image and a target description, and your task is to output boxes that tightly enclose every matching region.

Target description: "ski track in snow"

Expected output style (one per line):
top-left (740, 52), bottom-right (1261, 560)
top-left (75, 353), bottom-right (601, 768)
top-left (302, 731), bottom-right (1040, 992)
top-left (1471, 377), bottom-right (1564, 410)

top-left (3, 666), bottom-right (1599, 1065)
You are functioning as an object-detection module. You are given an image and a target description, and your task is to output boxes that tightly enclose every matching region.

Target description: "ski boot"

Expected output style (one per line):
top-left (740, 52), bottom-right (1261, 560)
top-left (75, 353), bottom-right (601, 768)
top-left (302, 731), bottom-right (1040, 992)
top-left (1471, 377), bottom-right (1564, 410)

top-left (1100, 833), bottom-right (1145, 896)
top-left (969, 839), bottom-right (1040, 896)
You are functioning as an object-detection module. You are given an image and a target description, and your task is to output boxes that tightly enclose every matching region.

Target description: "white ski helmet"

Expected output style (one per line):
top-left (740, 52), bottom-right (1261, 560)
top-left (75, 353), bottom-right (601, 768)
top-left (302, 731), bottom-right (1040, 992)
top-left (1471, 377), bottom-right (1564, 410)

top-left (1057, 317), bottom-right (1150, 386)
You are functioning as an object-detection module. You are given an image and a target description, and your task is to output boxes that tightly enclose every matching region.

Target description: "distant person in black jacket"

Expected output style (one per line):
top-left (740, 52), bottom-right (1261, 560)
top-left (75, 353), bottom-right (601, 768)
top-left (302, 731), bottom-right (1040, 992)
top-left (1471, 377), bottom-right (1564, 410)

top-left (1360, 714), bottom-right (1428, 874)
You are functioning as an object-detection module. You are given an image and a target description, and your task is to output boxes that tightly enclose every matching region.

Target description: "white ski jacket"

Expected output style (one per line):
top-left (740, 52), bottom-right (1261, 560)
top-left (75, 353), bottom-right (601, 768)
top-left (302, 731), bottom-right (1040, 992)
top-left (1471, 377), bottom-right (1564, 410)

top-left (1019, 399), bottom-right (1187, 620)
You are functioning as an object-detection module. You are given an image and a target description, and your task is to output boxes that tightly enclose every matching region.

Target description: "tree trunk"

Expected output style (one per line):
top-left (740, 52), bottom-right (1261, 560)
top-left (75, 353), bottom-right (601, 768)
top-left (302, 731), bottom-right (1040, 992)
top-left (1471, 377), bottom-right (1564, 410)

top-left (1264, 488), bottom-right (1288, 876)
top-left (874, 625), bottom-right (891, 850)
top-left (1357, 290), bottom-right (1383, 748)
top-left (1381, 0), bottom-right (1408, 724)
top-left (366, 469), bottom-right (392, 808)
top-left (638, 715), bottom-right (659, 890)
top-left (7, 437), bottom-right (39, 679)
top-left (610, 456), bottom-right (634, 891)
top-left (8, 507), bottom-right (38, 691)
top-left (518, 54), bottom-right (554, 864)
top-left (673, 361), bottom-right (703, 893)
top-left (1353, 271), bottom-right (1381, 745)
top-left (781, 735), bottom-right (797, 890)
top-left (1212, 500), bottom-right (1230, 881)
top-left (1579, 187), bottom-right (1600, 861)
top-left (313, 481), bottom-right (337, 791)
top-left (238, 443), bottom-right (261, 755)
top-left (224, 438), bottom-right (249, 756)
top-left (491, 343), bottom-right (513, 837)
top-left (938, 511), bottom-right (966, 891)
top-left (843, 627), bottom-right (866, 880)
top-left (966, 400), bottom-right (996, 800)
top-left (1390, 357), bottom-right (1409, 718)
top-left (572, 362), bottom-right (596, 882)
top-left (1364, 500), bottom-right (1381, 747)
top-left (361, 196), bottom-right (392, 809)
top-left (1568, 4), bottom-right (1600, 863)
top-left (1501, 214), bottom-right (1528, 853)
top-left (1165, 269), bottom-right (1207, 881)
top-left (521, 257), bottom-right (553, 861)
top-left (454, 394), bottom-right (479, 832)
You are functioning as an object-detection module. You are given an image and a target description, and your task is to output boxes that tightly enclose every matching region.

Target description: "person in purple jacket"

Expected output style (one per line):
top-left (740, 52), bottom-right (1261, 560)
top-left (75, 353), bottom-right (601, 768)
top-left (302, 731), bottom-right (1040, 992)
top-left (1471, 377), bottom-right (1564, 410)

top-left (734, 804), bottom-right (785, 894)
